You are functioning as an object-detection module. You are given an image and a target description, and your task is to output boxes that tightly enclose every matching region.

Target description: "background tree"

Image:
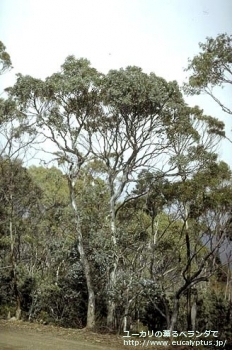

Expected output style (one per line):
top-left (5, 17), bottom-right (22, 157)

top-left (7, 56), bottom-right (103, 328)
top-left (27, 165), bottom-right (86, 326)
top-left (0, 157), bottom-right (41, 320)
top-left (0, 40), bottom-right (36, 161)
top-left (184, 33), bottom-right (232, 116)
top-left (0, 41), bottom-right (12, 75)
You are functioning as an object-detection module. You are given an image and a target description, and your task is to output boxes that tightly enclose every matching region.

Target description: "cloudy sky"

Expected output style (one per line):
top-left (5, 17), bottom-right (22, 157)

top-left (0, 0), bottom-right (232, 165)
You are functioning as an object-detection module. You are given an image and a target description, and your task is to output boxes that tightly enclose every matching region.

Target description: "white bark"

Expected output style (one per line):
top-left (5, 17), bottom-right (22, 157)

top-left (69, 177), bottom-right (96, 328)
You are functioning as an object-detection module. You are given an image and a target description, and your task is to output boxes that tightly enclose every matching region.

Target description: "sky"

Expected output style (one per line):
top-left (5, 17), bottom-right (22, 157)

top-left (0, 0), bottom-right (232, 166)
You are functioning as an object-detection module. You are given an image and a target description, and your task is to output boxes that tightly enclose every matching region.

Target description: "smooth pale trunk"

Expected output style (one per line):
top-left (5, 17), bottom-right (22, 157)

top-left (169, 297), bottom-right (180, 334)
top-left (10, 213), bottom-right (22, 321)
top-left (107, 200), bottom-right (117, 328)
top-left (70, 180), bottom-right (96, 328)
top-left (191, 301), bottom-right (197, 332)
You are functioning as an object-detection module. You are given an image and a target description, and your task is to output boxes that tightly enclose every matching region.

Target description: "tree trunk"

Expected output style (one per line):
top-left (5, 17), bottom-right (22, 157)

top-left (107, 299), bottom-right (116, 329)
top-left (70, 179), bottom-right (95, 329)
top-left (169, 297), bottom-right (180, 333)
top-left (184, 204), bottom-right (192, 330)
top-left (123, 311), bottom-right (128, 332)
top-left (187, 287), bottom-right (192, 330)
top-left (78, 232), bottom-right (96, 328)
top-left (86, 288), bottom-right (95, 329)
top-left (106, 261), bottom-right (118, 328)
top-left (12, 269), bottom-right (21, 320)
top-left (191, 301), bottom-right (197, 332)
top-left (10, 211), bottom-right (22, 321)
top-left (106, 197), bottom-right (118, 329)
top-left (15, 296), bottom-right (21, 320)
top-left (163, 298), bottom-right (171, 329)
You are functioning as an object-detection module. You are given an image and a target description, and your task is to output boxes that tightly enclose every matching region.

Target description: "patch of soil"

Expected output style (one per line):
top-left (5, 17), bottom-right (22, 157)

top-left (0, 320), bottom-right (190, 349)
top-left (0, 320), bottom-right (130, 350)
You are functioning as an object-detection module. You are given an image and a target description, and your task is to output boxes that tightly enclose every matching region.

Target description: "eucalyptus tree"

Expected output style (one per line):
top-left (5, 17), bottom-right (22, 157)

top-left (0, 44), bottom-right (44, 320)
top-left (0, 41), bottom-right (36, 162)
top-left (164, 161), bottom-right (232, 332)
top-left (27, 165), bottom-right (82, 324)
top-left (128, 101), bottom-right (229, 332)
top-left (161, 103), bottom-right (229, 331)
top-left (90, 66), bottom-right (191, 328)
top-left (0, 99), bottom-right (37, 161)
top-left (184, 34), bottom-right (232, 116)
top-left (8, 56), bottom-right (103, 328)
top-left (28, 166), bottom-right (71, 281)
top-left (0, 157), bottom-right (41, 320)
top-left (131, 161), bottom-right (232, 333)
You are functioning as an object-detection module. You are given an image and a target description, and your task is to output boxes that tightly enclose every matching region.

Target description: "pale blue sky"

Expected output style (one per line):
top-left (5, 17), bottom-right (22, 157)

top-left (0, 0), bottom-right (231, 165)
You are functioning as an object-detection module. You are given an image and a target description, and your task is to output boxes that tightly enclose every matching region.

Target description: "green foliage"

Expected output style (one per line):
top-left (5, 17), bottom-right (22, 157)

top-left (184, 33), bottom-right (232, 115)
top-left (197, 288), bottom-right (232, 339)
top-left (185, 34), bottom-right (232, 90)
top-left (0, 157), bottom-right (42, 244)
top-left (0, 41), bottom-right (12, 75)
top-left (103, 66), bottom-right (183, 116)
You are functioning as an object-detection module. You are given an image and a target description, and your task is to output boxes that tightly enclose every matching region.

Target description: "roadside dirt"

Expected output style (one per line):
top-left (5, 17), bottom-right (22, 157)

top-left (0, 320), bottom-right (193, 349)
top-left (0, 320), bottom-right (125, 350)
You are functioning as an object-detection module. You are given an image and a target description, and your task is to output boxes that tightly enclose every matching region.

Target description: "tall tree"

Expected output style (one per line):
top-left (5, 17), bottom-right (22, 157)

top-left (130, 100), bottom-right (229, 332)
top-left (91, 66), bottom-right (193, 328)
top-left (8, 56), bottom-right (103, 328)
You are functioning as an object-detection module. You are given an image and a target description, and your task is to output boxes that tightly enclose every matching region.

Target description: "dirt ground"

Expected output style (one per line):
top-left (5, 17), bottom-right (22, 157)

top-left (0, 320), bottom-right (195, 350)
top-left (0, 320), bottom-right (126, 350)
